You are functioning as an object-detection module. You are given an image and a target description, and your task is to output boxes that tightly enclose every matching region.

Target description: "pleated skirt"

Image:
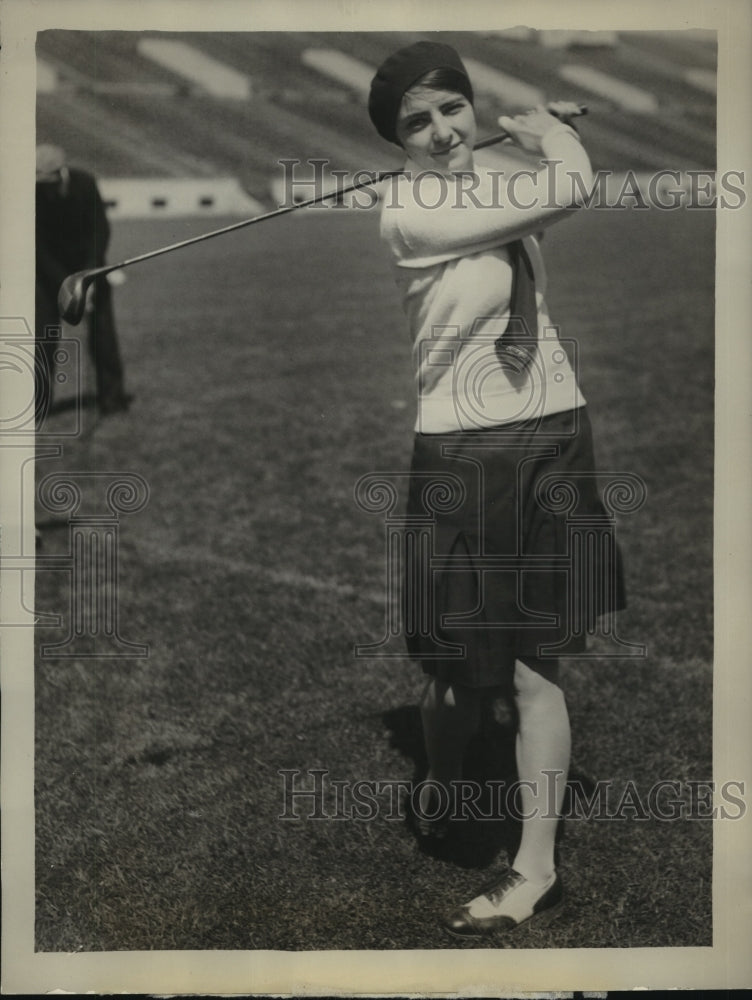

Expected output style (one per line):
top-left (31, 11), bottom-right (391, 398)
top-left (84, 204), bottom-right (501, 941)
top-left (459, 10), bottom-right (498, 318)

top-left (404, 407), bottom-right (626, 688)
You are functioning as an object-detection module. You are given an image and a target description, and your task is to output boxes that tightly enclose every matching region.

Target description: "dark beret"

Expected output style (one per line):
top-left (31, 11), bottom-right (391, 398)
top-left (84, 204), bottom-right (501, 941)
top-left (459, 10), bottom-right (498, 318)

top-left (368, 41), bottom-right (472, 145)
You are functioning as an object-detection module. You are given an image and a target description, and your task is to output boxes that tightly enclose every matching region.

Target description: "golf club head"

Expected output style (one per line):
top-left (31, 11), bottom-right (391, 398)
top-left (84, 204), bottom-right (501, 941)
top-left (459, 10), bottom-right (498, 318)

top-left (58, 270), bottom-right (96, 326)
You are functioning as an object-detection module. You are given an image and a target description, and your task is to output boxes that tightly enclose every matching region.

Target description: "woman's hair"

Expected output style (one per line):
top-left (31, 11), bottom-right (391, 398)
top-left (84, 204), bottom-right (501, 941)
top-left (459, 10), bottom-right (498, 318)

top-left (407, 67), bottom-right (474, 107)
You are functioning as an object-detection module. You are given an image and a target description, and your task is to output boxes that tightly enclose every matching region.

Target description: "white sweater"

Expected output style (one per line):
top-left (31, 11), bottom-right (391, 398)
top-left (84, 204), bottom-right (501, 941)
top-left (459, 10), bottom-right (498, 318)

top-left (380, 126), bottom-right (592, 433)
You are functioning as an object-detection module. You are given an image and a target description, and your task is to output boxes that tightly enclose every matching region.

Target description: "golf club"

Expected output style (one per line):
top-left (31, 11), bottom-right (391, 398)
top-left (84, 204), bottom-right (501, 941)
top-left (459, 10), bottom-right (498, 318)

top-left (58, 103), bottom-right (587, 326)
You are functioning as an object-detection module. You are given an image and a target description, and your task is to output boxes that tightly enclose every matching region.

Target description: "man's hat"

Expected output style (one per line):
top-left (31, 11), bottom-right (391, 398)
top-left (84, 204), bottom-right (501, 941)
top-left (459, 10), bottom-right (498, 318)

top-left (36, 144), bottom-right (66, 181)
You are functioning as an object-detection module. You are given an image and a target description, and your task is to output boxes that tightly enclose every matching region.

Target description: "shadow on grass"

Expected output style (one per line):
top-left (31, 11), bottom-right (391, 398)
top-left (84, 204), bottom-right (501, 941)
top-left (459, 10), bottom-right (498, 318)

top-left (382, 699), bottom-right (593, 873)
top-left (381, 700), bottom-right (519, 869)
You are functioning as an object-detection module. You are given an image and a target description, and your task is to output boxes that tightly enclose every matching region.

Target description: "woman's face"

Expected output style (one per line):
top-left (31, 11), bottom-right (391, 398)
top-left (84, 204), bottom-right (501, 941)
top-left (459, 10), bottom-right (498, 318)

top-left (395, 86), bottom-right (477, 175)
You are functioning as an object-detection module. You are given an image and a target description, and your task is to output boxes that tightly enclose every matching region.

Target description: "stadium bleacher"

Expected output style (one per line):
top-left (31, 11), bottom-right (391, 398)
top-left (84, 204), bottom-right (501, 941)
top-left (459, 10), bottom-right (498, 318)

top-left (36, 29), bottom-right (717, 213)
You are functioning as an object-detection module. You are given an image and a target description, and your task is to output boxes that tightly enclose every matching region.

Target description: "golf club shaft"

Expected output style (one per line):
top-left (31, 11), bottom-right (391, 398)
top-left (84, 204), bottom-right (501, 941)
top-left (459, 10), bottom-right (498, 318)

top-left (58, 103), bottom-right (587, 323)
top-left (81, 105), bottom-right (588, 276)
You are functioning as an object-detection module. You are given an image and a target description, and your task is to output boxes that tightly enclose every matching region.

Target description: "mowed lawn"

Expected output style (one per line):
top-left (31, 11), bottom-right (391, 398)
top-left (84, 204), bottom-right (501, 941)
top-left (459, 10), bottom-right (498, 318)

top-left (34, 201), bottom-right (714, 951)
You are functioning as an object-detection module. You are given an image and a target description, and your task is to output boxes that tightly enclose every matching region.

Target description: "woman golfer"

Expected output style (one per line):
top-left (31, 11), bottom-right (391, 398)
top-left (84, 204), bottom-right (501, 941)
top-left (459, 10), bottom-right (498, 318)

top-left (368, 42), bottom-right (624, 938)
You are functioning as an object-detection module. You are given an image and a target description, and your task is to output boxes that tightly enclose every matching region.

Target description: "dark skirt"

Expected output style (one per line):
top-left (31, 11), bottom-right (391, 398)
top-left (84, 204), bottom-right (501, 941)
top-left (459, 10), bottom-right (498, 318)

top-left (404, 407), bottom-right (626, 688)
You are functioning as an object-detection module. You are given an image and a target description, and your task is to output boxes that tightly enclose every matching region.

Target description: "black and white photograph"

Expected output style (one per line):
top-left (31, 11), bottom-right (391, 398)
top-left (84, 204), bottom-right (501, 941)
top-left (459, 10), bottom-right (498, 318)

top-left (0, 0), bottom-right (750, 994)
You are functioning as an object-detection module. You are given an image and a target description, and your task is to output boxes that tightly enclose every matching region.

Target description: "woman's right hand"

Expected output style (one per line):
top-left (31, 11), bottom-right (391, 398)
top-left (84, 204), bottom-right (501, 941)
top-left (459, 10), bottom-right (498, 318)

top-left (498, 107), bottom-right (566, 153)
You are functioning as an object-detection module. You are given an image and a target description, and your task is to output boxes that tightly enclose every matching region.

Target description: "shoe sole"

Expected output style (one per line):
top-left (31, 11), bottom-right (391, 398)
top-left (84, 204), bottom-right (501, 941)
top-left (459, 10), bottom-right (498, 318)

top-left (443, 899), bottom-right (565, 940)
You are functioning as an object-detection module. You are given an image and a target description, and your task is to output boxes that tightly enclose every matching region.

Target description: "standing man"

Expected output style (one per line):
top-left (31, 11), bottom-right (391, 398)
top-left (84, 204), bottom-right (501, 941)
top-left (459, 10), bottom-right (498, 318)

top-left (35, 143), bottom-right (130, 419)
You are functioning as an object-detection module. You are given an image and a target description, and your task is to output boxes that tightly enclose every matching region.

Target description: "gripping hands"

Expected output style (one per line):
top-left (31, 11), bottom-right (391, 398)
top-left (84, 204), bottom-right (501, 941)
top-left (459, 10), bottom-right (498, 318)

top-left (498, 102), bottom-right (584, 153)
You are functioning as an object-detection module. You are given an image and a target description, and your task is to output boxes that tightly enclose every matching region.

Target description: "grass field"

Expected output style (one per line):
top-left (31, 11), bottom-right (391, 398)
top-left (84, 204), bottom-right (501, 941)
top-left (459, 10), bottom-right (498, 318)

top-left (34, 201), bottom-right (714, 951)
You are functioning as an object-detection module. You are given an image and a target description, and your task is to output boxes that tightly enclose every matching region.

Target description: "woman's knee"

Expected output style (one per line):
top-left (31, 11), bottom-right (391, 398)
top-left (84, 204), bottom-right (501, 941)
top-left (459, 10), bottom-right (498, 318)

top-left (513, 657), bottom-right (562, 707)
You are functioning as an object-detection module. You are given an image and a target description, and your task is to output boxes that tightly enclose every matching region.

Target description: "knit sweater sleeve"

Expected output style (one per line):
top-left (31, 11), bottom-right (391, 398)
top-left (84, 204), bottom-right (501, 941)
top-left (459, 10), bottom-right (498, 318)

top-left (381, 125), bottom-right (593, 268)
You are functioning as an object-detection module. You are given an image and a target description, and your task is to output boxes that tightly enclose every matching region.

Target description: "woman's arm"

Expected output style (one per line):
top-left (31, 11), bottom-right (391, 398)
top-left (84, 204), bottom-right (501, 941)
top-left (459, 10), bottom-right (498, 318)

top-left (385, 114), bottom-right (594, 264)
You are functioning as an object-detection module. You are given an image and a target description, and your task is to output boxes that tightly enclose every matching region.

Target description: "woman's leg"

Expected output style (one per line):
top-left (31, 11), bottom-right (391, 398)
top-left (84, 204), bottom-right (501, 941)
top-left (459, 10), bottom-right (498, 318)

top-left (442, 656), bottom-right (569, 935)
top-left (511, 656), bottom-right (570, 883)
